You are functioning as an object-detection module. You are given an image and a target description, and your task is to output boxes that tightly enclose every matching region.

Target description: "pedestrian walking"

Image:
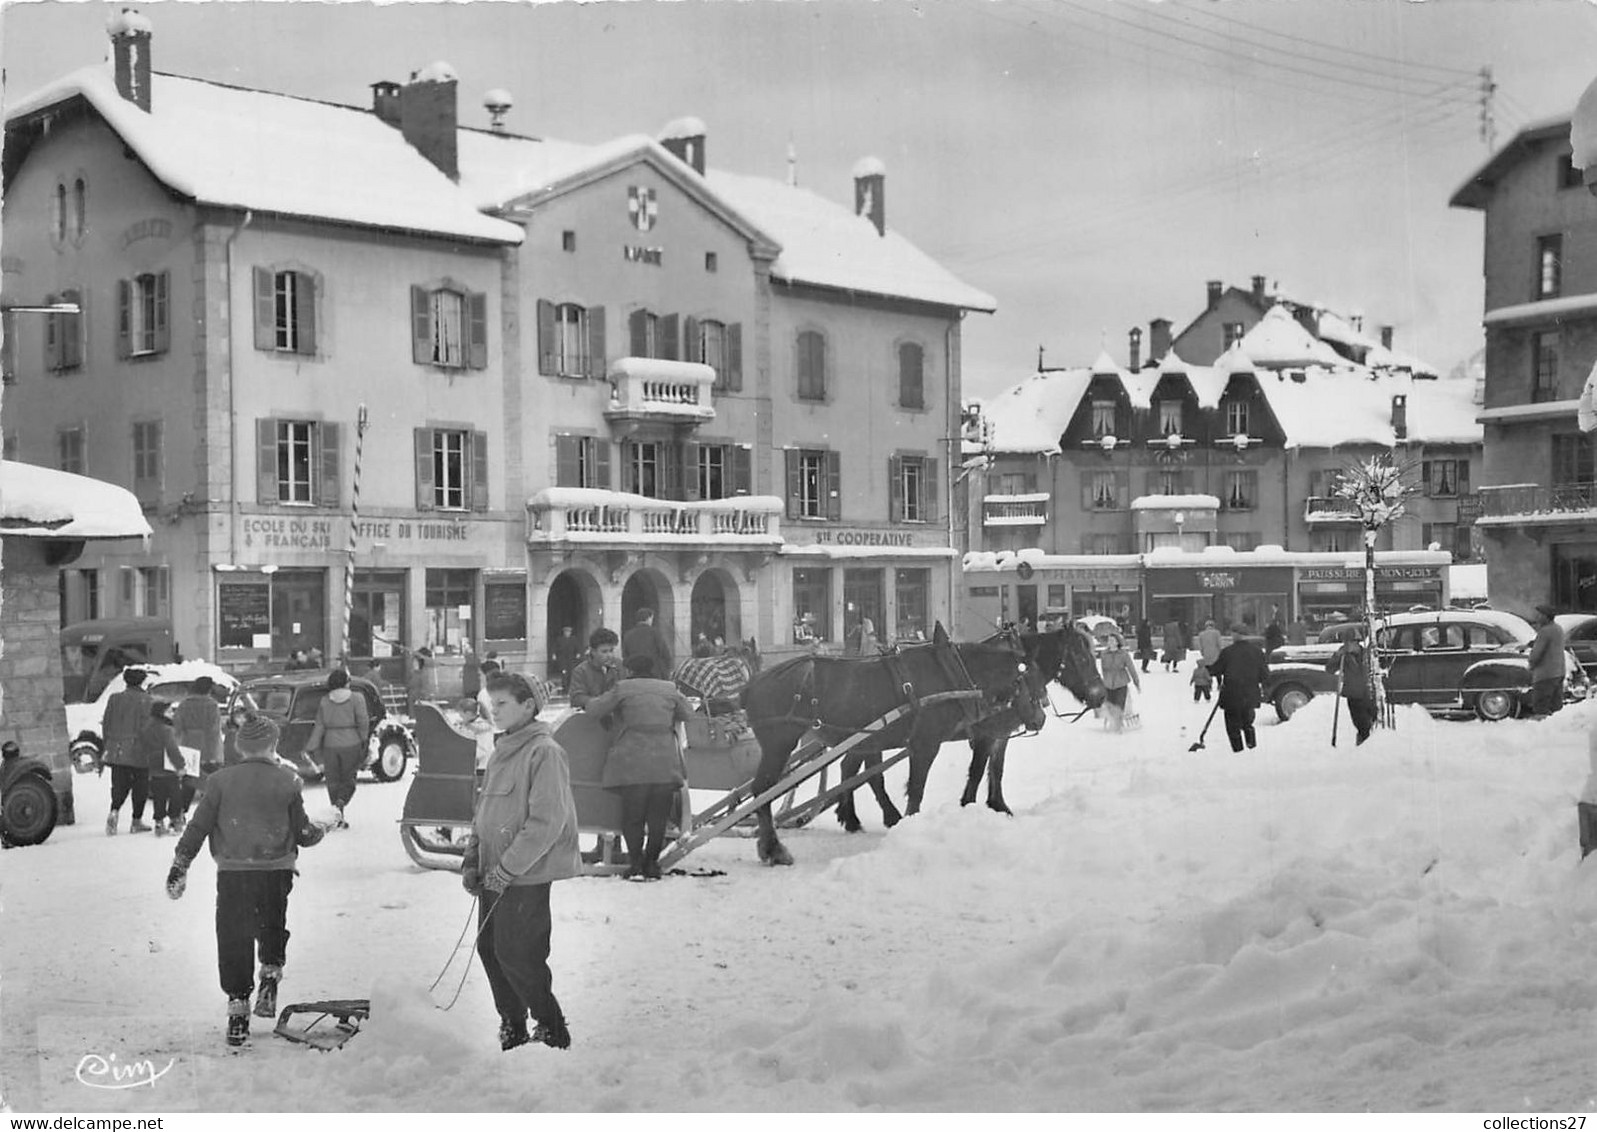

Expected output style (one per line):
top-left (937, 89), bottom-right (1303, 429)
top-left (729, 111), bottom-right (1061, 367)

top-left (1327, 625), bottom-right (1377, 745)
top-left (103, 668), bottom-right (154, 834)
top-left (165, 713), bottom-right (325, 1046)
top-left (1196, 619), bottom-right (1223, 668)
top-left (461, 672), bottom-right (581, 1052)
top-left (1098, 632), bottom-right (1142, 732)
top-left (1135, 619), bottom-right (1155, 672)
top-left (551, 627), bottom-right (581, 695)
top-left (1264, 609), bottom-right (1285, 655)
top-left (1529, 604), bottom-right (1568, 718)
top-left (1190, 663), bottom-right (1213, 702)
top-left (174, 676), bottom-right (222, 824)
top-left (1205, 631), bottom-right (1271, 752)
top-left (1161, 619), bottom-right (1186, 672)
top-left (305, 668), bottom-right (369, 829)
top-left (857, 617), bottom-right (881, 657)
top-left (621, 608), bottom-right (674, 676)
top-left (138, 700), bottom-right (187, 835)
top-left (581, 653), bottom-right (694, 879)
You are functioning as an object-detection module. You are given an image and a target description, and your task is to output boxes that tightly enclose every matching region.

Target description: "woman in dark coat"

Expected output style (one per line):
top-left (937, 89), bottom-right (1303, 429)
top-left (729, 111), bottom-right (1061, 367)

top-left (1161, 619), bottom-right (1186, 671)
top-left (1135, 619), bottom-right (1155, 672)
top-left (582, 654), bottom-right (694, 880)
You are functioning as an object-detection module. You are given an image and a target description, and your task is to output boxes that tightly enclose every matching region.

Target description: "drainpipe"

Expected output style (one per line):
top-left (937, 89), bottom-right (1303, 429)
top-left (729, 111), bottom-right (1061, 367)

top-left (225, 210), bottom-right (254, 566)
top-left (945, 316), bottom-right (962, 634)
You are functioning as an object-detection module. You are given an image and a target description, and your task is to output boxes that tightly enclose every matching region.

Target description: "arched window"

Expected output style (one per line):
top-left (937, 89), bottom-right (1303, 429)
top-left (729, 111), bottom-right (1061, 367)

top-left (52, 183), bottom-right (67, 242)
top-left (73, 178), bottom-right (87, 239)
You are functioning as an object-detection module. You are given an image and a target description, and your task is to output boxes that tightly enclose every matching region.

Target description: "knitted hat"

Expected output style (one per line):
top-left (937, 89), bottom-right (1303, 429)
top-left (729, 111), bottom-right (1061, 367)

top-left (235, 714), bottom-right (280, 755)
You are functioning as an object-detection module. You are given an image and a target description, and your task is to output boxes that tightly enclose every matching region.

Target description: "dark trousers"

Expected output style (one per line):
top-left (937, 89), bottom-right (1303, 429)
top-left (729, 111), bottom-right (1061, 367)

top-left (108, 765), bottom-right (149, 818)
top-left (1346, 697), bottom-right (1378, 744)
top-left (618, 783), bottom-right (676, 868)
top-left (179, 776), bottom-right (198, 814)
top-left (1222, 705), bottom-right (1257, 752)
top-left (149, 775), bottom-right (183, 824)
top-left (322, 746), bottom-right (362, 810)
top-left (477, 883), bottom-right (563, 1029)
top-left (1192, 686), bottom-right (1211, 702)
top-left (1532, 678), bottom-right (1564, 717)
top-left (215, 870), bottom-right (294, 1000)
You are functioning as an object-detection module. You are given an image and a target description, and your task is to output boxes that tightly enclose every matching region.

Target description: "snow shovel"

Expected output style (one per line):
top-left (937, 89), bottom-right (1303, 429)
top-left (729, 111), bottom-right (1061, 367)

top-left (1330, 658), bottom-right (1344, 748)
top-left (1188, 695), bottom-right (1223, 752)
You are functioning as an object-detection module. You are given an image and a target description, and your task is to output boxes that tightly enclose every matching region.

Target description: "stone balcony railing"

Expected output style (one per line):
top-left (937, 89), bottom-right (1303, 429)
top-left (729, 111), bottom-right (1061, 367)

top-left (1479, 482), bottom-right (1597, 519)
top-left (982, 494), bottom-right (1048, 526)
top-left (528, 488), bottom-right (784, 543)
top-left (603, 357), bottom-right (717, 425)
top-left (1304, 495), bottom-right (1360, 523)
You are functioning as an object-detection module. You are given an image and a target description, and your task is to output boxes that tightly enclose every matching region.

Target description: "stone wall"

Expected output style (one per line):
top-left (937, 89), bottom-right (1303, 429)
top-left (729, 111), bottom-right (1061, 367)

top-left (1, 537), bottom-right (76, 823)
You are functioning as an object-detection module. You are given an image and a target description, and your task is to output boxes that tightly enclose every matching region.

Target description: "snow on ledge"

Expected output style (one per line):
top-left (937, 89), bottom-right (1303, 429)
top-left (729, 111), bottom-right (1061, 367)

top-left (1, 461), bottom-right (151, 539)
top-left (1130, 494), bottom-right (1220, 511)
top-left (1482, 293), bottom-right (1597, 327)
top-left (527, 487), bottom-right (783, 513)
top-left (780, 543), bottom-right (958, 560)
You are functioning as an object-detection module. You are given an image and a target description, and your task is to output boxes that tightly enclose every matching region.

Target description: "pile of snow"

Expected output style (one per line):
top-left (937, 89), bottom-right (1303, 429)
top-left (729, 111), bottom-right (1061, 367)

top-left (0, 460), bottom-right (150, 539)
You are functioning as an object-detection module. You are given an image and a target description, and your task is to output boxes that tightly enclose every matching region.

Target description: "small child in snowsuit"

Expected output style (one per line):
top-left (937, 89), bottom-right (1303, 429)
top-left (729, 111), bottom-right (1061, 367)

top-left (1191, 663), bottom-right (1213, 702)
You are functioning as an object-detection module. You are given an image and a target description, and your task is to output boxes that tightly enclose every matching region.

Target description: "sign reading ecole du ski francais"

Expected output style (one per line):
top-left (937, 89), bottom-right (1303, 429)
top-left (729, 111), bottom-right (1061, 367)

top-left (240, 515), bottom-right (488, 552)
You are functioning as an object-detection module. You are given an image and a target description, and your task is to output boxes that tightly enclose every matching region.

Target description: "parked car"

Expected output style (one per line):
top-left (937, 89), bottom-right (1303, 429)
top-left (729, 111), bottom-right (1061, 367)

top-left (1263, 609), bottom-right (1589, 723)
top-left (2, 740), bottom-right (63, 847)
top-left (225, 669), bottom-right (414, 783)
top-left (66, 661), bottom-right (238, 773)
top-left (1556, 614), bottom-right (1597, 681)
top-left (1266, 619), bottom-right (1365, 666)
top-left (58, 616), bottom-right (177, 704)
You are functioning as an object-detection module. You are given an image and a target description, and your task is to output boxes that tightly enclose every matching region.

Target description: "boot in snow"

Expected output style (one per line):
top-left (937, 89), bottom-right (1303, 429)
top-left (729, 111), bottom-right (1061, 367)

top-left (532, 1016), bottom-right (571, 1050)
top-left (498, 1016), bottom-right (530, 1051)
top-left (254, 966), bottom-right (282, 1019)
top-left (226, 998), bottom-right (250, 1046)
top-left (105, 810), bottom-right (119, 836)
top-left (130, 818), bottom-right (152, 833)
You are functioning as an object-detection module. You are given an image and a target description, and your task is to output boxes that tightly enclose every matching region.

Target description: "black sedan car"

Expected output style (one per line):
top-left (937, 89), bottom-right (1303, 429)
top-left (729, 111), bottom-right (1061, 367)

top-left (225, 669), bottom-right (414, 782)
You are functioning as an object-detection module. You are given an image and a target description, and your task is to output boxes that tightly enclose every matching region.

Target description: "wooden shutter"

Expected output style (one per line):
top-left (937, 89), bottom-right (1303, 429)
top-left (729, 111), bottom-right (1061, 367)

top-left (888, 455), bottom-right (903, 521)
top-left (684, 316), bottom-right (700, 364)
top-left (116, 279), bottom-right (131, 359)
top-left (683, 441), bottom-right (701, 501)
top-left (732, 445), bottom-right (752, 495)
top-left (156, 566), bottom-right (170, 613)
top-left (661, 313), bottom-right (679, 361)
top-left (43, 292), bottom-right (60, 371)
top-left (298, 273), bottom-right (317, 355)
top-left (411, 286), bottom-right (431, 365)
top-left (414, 427), bottom-right (435, 511)
top-left (152, 271), bottom-right (170, 354)
top-left (727, 322), bottom-right (742, 392)
top-left (256, 418), bottom-right (279, 503)
top-left (63, 290), bottom-right (83, 369)
top-left (1458, 460), bottom-right (1470, 493)
top-left (1081, 477), bottom-right (1094, 511)
top-left (662, 443), bottom-right (682, 500)
top-left (594, 437), bottom-right (612, 488)
top-left (555, 435), bottom-right (579, 487)
top-left (1115, 472), bottom-right (1129, 508)
top-left (586, 305), bottom-right (606, 380)
top-left (825, 450), bottom-right (842, 520)
top-left (121, 567), bottom-right (135, 610)
top-left (629, 308), bottom-right (647, 357)
top-left (471, 430), bottom-right (489, 510)
top-left (254, 267), bottom-right (275, 350)
top-left (785, 449), bottom-right (801, 518)
top-left (467, 291), bottom-right (488, 370)
top-left (1421, 461), bottom-right (1432, 496)
top-left (537, 300), bottom-right (557, 375)
top-left (317, 421), bottom-right (341, 507)
top-left (923, 458), bottom-right (939, 522)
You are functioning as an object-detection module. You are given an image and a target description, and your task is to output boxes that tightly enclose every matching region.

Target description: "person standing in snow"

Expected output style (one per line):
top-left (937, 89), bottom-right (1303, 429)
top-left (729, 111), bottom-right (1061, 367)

top-left (1327, 626), bottom-right (1377, 745)
top-left (461, 672), bottom-right (581, 1052)
top-left (102, 667), bottom-right (154, 834)
top-left (1264, 609), bottom-right (1285, 656)
top-left (138, 700), bottom-right (187, 835)
top-left (166, 713), bottom-right (324, 1046)
top-left (1528, 604), bottom-right (1568, 718)
top-left (1097, 633), bottom-right (1141, 732)
top-left (621, 607), bottom-right (674, 678)
top-left (567, 628), bottom-right (621, 711)
top-left (1205, 631), bottom-right (1270, 753)
top-left (1161, 618), bottom-right (1185, 671)
top-left (304, 668), bottom-right (368, 829)
top-left (174, 675), bottom-right (223, 785)
top-left (1135, 619), bottom-right (1155, 673)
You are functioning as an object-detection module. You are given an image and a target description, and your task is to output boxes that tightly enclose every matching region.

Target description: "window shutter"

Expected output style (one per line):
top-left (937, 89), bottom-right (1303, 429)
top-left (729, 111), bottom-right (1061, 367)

top-left (555, 435), bottom-right (579, 487)
top-left (661, 313), bottom-right (679, 361)
top-left (629, 308), bottom-right (647, 357)
top-left (156, 566), bottom-right (170, 611)
top-left (1081, 478), bottom-right (1094, 510)
top-left (537, 299), bottom-right (556, 375)
top-left (414, 427), bottom-right (435, 511)
top-left (727, 322), bottom-right (743, 392)
top-left (152, 271), bottom-right (170, 354)
top-left (254, 267), bottom-right (275, 351)
top-left (888, 455), bottom-right (903, 521)
top-left (256, 418), bottom-right (279, 503)
top-left (1116, 472), bottom-right (1129, 507)
top-left (317, 421), bottom-right (341, 508)
top-left (595, 437), bottom-right (611, 488)
top-left (785, 449), bottom-right (801, 518)
top-left (923, 458), bottom-right (939, 522)
top-left (1025, 472), bottom-right (1037, 493)
top-left (662, 442), bottom-right (682, 500)
top-left (117, 279), bottom-right (131, 359)
top-left (121, 567), bottom-right (134, 609)
top-left (467, 291), bottom-right (488, 370)
top-left (732, 444), bottom-right (752, 495)
top-left (471, 430), bottom-right (489, 511)
top-left (411, 286), bottom-right (431, 365)
top-left (684, 316), bottom-right (700, 364)
top-left (683, 441), bottom-right (701, 501)
top-left (1458, 461), bottom-right (1470, 493)
top-left (43, 292), bottom-right (60, 371)
top-left (62, 289), bottom-right (83, 369)
top-left (298, 272), bottom-right (318, 356)
top-left (825, 450), bottom-right (842, 520)
top-left (586, 305), bottom-right (606, 380)
top-left (1421, 461), bottom-right (1432, 496)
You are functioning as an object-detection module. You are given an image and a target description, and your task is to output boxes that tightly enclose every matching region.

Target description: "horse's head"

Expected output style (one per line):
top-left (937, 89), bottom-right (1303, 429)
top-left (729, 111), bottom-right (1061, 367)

top-left (973, 628), bottom-right (1048, 732)
top-left (1051, 626), bottom-right (1107, 709)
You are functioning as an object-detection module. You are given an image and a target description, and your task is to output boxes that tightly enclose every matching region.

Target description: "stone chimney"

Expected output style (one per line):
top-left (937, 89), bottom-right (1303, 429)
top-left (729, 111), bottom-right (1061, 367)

top-left (853, 157), bottom-right (886, 237)
top-left (1251, 275), bottom-right (1267, 302)
top-left (1379, 324), bottom-right (1394, 349)
top-left (1149, 318), bottom-right (1172, 361)
top-left (659, 117), bottom-right (707, 175)
top-left (1128, 327), bottom-right (1143, 371)
top-left (401, 62), bottom-right (459, 181)
top-left (1391, 394), bottom-right (1408, 440)
top-left (1206, 280), bottom-right (1223, 309)
top-left (108, 8), bottom-right (153, 113)
top-left (371, 81), bottom-right (402, 128)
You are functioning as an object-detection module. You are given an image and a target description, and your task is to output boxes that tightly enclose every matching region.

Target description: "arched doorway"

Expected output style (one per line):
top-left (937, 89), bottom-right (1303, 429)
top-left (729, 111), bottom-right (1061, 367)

top-left (621, 569), bottom-right (674, 651)
top-left (689, 569), bottom-right (742, 652)
top-left (545, 570), bottom-right (601, 681)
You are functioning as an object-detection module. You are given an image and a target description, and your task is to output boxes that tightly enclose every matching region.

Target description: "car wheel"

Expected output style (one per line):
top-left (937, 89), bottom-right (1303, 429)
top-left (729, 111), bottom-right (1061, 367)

top-left (1275, 685), bottom-right (1312, 721)
top-left (1476, 689), bottom-right (1516, 722)
top-left (370, 737), bottom-right (409, 783)
top-left (2, 776), bottom-right (58, 846)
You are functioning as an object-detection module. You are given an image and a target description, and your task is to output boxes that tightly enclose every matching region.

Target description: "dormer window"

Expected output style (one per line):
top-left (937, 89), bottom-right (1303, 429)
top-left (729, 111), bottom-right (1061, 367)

top-left (1090, 399), bottom-right (1116, 438)
top-left (1157, 400), bottom-right (1183, 436)
top-left (1225, 400), bottom-right (1250, 437)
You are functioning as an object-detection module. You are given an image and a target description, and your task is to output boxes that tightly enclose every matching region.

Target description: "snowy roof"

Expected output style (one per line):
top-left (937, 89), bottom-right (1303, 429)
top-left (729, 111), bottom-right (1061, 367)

top-left (1452, 116), bottom-right (1573, 209)
top-left (974, 368), bottom-right (1093, 455)
top-left (6, 67), bottom-right (524, 244)
top-left (659, 116), bottom-right (706, 141)
top-left (0, 461), bottom-right (151, 539)
top-left (1130, 494), bottom-right (1219, 511)
top-left (1154, 353), bottom-right (1230, 410)
top-left (1578, 82), bottom-right (1597, 172)
top-left (1214, 345), bottom-right (1258, 376)
top-left (1260, 370), bottom-right (1481, 449)
top-left (1313, 308), bottom-right (1381, 352)
top-left (1239, 305), bottom-right (1347, 369)
top-left (964, 550), bottom-right (1142, 572)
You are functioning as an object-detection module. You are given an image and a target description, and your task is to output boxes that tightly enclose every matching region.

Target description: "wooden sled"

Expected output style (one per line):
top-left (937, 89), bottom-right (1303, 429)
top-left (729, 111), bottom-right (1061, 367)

top-left (274, 998), bottom-right (370, 1051)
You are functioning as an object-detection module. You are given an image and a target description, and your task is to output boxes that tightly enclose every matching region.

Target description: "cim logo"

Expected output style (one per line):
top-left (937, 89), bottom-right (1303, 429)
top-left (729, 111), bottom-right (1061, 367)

top-left (75, 1051), bottom-right (175, 1091)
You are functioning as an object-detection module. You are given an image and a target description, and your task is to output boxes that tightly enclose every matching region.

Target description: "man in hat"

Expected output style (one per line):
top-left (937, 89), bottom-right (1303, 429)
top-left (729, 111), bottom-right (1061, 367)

top-left (166, 713), bottom-right (324, 1047)
top-left (1205, 629), bottom-right (1271, 753)
top-left (102, 668), bottom-right (154, 834)
top-left (1529, 604), bottom-right (1568, 718)
top-left (621, 608), bottom-right (674, 677)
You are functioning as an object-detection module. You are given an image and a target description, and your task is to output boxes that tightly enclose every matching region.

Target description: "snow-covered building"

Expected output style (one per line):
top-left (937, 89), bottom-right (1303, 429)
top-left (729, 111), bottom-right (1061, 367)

top-left (1453, 113), bottom-right (1597, 615)
top-left (2, 13), bottom-right (992, 673)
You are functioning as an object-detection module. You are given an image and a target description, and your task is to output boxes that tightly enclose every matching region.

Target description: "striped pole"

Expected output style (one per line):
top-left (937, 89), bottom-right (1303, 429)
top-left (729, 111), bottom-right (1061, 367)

top-left (339, 404), bottom-right (369, 667)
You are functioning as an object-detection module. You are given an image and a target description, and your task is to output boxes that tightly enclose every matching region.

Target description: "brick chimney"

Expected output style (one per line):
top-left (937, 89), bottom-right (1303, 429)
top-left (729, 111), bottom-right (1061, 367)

top-left (1379, 325), bottom-right (1394, 349)
top-left (401, 62), bottom-right (459, 181)
top-left (1251, 275), bottom-right (1267, 302)
top-left (107, 8), bottom-right (153, 113)
top-left (371, 81), bottom-right (402, 127)
top-left (1128, 327), bottom-right (1143, 371)
top-left (853, 157), bottom-right (886, 237)
top-left (1206, 280), bottom-right (1223, 309)
top-left (1391, 393), bottom-right (1408, 440)
top-left (660, 117), bottom-right (707, 175)
top-left (1149, 318), bottom-right (1172, 362)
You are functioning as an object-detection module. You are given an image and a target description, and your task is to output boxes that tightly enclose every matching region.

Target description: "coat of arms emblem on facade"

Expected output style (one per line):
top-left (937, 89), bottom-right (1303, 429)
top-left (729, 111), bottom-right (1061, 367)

top-left (628, 186), bottom-right (658, 232)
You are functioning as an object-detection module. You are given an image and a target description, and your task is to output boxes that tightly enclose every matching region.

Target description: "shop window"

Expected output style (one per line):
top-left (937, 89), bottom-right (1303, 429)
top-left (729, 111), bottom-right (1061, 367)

top-left (351, 571), bottom-right (407, 659)
top-left (797, 330), bottom-right (826, 401)
top-left (895, 567), bottom-right (929, 644)
top-left (792, 568), bottom-right (832, 642)
top-left (57, 425), bottom-right (85, 474)
top-left (117, 271), bottom-right (170, 358)
top-left (843, 568), bottom-right (885, 654)
top-left (257, 417), bottom-right (340, 507)
top-left (255, 267), bottom-right (319, 355)
top-left (483, 578), bottom-right (527, 642)
top-left (898, 342), bottom-right (924, 409)
top-left (785, 448), bottom-right (840, 519)
top-left (425, 568), bottom-right (477, 655)
top-left (890, 455), bottom-right (937, 523)
top-left (555, 434), bottom-right (611, 489)
top-left (537, 299), bottom-right (605, 379)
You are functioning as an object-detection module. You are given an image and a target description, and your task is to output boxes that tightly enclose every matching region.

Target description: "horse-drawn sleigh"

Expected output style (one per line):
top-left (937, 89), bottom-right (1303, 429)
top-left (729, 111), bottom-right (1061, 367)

top-left (397, 624), bottom-right (1103, 873)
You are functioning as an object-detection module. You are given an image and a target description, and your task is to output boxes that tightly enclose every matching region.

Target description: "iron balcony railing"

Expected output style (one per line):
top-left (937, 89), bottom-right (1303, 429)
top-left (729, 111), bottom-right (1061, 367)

top-left (1479, 483), bottom-right (1597, 518)
top-left (982, 496), bottom-right (1048, 526)
top-left (1303, 496), bottom-right (1360, 523)
top-left (529, 492), bottom-right (784, 542)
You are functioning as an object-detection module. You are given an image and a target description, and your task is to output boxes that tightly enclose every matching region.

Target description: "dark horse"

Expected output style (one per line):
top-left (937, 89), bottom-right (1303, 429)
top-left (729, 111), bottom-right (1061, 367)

top-left (740, 624), bottom-right (1044, 865)
top-left (961, 625), bottom-right (1106, 815)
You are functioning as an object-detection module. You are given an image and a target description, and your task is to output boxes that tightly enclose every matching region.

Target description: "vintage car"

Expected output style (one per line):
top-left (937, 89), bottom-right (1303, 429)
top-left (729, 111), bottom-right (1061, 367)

top-left (66, 661), bottom-right (238, 773)
top-left (1263, 609), bottom-right (1588, 723)
top-left (225, 669), bottom-right (414, 782)
top-left (1557, 614), bottom-right (1597, 682)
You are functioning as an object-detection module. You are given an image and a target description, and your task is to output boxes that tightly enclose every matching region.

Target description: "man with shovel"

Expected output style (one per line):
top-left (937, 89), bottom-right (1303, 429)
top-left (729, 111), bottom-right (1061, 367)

top-left (1327, 625), bottom-right (1377, 746)
top-left (1203, 629), bottom-right (1270, 753)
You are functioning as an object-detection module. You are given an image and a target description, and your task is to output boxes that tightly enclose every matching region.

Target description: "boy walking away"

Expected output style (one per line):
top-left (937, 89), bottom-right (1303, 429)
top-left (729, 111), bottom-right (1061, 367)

top-left (138, 700), bottom-right (187, 835)
top-left (1326, 626), bottom-right (1377, 745)
top-left (166, 714), bottom-right (324, 1046)
top-left (462, 673), bottom-right (581, 1052)
top-left (102, 668), bottom-right (154, 834)
top-left (1205, 630), bottom-right (1270, 752)
top-left (305, 668), bottom-right (369, 829)
top-left (1191, 663), bottom-right (1213, 702)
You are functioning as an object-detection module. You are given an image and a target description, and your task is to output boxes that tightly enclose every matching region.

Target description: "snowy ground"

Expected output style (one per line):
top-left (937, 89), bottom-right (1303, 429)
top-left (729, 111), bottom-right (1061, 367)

top-left (6, 667), bottom-right (1597, 1113)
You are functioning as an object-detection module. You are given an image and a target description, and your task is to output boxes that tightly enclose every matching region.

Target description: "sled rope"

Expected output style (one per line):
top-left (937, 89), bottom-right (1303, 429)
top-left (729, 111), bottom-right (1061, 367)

top-left (429, 896), bottom-right (501, 1011)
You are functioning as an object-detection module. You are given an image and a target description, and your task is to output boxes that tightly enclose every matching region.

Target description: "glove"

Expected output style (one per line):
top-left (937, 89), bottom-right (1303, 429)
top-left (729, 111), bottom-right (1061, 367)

top-left (165, 864), bottom-right (187, 901)
top-left (461, 862), bottom-right (482, 896)
top-left (483, 865), bottom-right (514, 895)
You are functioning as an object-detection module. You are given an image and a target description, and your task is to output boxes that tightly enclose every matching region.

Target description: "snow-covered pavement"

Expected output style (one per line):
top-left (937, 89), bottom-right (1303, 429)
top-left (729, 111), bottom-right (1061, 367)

top-left (5, 667), bottom-right (1597, 1112)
